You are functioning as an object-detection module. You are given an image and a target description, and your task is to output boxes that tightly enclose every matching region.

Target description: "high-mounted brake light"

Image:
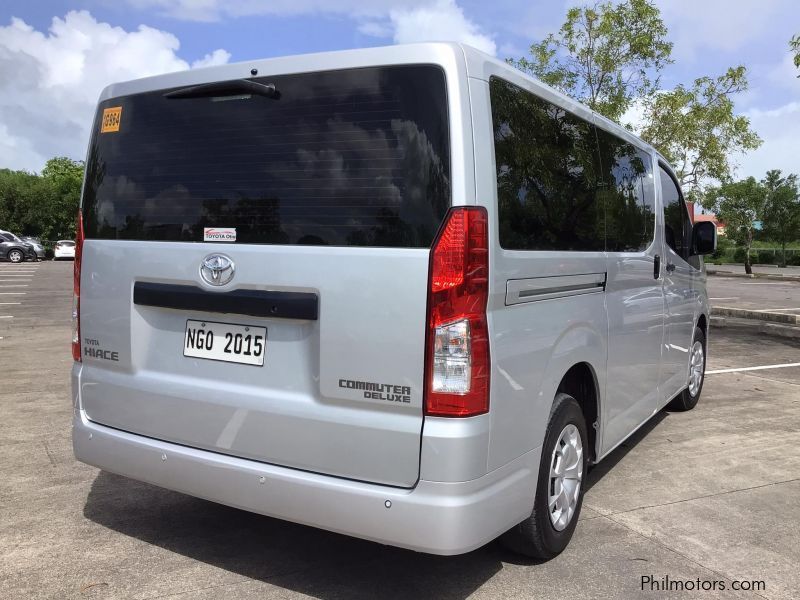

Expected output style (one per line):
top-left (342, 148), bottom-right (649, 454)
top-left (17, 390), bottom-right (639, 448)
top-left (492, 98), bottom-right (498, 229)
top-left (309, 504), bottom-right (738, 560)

top-left (72, 211), bottom-right (84, 362)
top-left (424, 207), bottom-right (490, 417)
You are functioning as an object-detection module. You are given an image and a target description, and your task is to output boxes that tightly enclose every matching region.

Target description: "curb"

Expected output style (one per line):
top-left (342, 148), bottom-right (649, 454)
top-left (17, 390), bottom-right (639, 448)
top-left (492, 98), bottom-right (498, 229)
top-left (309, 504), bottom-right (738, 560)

top-left (711, 316), bottom-right (800, 340)
top-left (712, 306), bottom-right (800, 325)
top-left (707, 270), bottom-right (800, 282)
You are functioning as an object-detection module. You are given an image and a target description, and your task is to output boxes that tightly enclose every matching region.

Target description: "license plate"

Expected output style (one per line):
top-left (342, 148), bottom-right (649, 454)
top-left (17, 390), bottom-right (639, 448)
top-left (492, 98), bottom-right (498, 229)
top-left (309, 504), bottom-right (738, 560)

top-left (183, 320), bottom-right (266, 366)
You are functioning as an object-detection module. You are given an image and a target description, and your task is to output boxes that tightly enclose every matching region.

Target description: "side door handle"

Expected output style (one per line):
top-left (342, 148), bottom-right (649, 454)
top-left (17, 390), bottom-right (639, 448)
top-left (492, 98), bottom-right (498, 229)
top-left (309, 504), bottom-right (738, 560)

top-left (653, 254), bottom-right (661, 279)
top-left (666, 261), bottom-right (676, 273)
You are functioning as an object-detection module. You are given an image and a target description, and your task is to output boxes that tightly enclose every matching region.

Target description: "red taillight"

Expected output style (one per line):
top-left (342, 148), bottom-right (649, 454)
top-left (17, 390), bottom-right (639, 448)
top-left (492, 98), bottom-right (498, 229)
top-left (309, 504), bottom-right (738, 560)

top-left (424, 207), bottom-right (490, 417)
top-left (72, 211), bottom-right (84, 362)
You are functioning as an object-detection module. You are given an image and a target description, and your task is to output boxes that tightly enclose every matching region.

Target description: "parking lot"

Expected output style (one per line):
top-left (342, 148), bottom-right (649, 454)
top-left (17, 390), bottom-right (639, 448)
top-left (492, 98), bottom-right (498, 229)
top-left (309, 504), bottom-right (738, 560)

top-left (2, 261), bottom-right (799, 599)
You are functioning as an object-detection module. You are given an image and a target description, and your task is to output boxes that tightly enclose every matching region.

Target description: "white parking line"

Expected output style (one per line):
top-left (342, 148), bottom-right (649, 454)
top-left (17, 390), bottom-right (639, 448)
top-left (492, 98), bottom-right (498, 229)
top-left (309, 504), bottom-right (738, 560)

top-left (752, 308), bottom-right (800, 313)
top-left (0, 292), bottom-right (25, 295)
top-left (0, 280), bottom-right (31, 283)
top-left (0, 285), bottom-right (28, 288)
top-left (710, 297), bottom-right (739, 300)
top-left (707, 362), bottom-right (800, 375)
top-left (0, 302), bottom-right (21, 305)
top-left (0, 315), bottom-right (13, 319)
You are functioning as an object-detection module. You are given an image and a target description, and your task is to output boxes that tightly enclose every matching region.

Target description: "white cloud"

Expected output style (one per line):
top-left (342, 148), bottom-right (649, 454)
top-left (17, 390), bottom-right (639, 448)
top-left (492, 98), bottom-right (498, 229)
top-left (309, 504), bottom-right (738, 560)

top-left (357, 20), bottom-right (393, 38)
top-left (126, 0), bottom-right (429, 22)
top-left (765, 50), bottom-right (800, 95)
top-left (358, 0), bottom-right (496, 56)
top-left (191, 48), bottom-right (232, 68)
top-left (0, 11), bottom-right (229, 172)
top-left (655, 0), bottom-right (796, 61)
top-left (737, 101), bottom-right (800, 180)
top-left (129, 0), bottom-right (497, 55)
top-left (388, 0), bottom-right (496, 55)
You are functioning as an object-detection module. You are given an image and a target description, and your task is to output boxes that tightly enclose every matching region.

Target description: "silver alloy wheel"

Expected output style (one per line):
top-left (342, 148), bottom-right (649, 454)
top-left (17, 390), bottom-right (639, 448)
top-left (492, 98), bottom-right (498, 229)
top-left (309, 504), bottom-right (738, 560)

top-left (548, 423), bottom-right (584, 531)
top-left (8, 250), bottom-right (23, 263)
top-left (688, 339), bottom-right (705, 397)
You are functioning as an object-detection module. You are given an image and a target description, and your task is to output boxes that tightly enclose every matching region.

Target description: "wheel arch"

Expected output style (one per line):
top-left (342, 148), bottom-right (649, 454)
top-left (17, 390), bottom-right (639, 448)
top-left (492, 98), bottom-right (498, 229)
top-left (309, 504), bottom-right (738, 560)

top-left (697, 313), bottom-right (708, 337)
top-left (555, 362), bottom-right (600, 463)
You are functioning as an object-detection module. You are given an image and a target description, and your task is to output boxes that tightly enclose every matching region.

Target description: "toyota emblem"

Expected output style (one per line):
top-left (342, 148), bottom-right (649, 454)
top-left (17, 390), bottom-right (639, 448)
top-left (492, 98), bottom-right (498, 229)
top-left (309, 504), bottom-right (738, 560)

top-left (200, 254), bottom-right (235, 286)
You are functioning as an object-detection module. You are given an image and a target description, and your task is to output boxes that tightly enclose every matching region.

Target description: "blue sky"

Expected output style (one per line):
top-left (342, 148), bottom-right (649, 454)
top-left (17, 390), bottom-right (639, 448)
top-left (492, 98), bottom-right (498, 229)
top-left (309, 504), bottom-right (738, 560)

top-left (1, 0), bottom-right (798, 178)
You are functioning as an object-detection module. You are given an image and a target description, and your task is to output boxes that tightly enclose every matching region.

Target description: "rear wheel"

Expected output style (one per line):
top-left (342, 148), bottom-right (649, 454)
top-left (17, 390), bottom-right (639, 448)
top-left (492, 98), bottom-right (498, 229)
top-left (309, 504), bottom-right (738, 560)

top-left (668, 326), bottom-right (706, 411)
top-left (8, 249), bottom-right (24, 263)
top-left (501, 393), bottom-right (588, 559)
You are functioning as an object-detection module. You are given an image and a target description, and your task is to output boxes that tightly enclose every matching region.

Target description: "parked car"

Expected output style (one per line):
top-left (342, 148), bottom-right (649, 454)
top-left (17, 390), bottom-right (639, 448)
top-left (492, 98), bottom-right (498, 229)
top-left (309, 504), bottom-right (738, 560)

top-left (71, 43), bottom-right (716, 560)
top-left (21, 236), bottom-right (45, 260)
top-left (54, 240), bottom-right (76, 260)
top-left (0, 230), bottom-right (36, 263)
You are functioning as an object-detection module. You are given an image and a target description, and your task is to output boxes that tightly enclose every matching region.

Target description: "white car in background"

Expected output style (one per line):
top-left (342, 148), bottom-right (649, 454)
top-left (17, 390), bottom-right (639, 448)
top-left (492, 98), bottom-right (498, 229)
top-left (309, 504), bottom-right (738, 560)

top-left (54, 240), bottom-right (76, 260)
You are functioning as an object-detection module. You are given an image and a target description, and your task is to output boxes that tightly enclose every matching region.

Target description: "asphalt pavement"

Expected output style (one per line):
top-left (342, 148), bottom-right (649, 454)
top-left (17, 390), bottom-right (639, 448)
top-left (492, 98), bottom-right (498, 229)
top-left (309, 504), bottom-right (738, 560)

top-left (2, 260), bottom-right (799, 599)
top-left (708, 276), bottom-right (800, 314)
top-left (708, 264), bottom-right (800, 277)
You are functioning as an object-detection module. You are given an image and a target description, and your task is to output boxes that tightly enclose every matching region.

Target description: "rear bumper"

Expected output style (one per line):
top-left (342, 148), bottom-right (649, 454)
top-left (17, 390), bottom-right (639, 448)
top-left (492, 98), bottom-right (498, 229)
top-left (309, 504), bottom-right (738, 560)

top-left (72, 407), bottom-right (539, 555)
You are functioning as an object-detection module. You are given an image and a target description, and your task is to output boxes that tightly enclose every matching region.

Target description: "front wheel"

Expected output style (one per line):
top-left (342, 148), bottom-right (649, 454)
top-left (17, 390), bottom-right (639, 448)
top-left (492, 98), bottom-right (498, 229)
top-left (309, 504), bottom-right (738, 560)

top-left (501, 393), bottom-right (588, 559)
top-left (8, 249), bottom-right (24, 263)
top-left (668, 326), bottom-right (706, 411)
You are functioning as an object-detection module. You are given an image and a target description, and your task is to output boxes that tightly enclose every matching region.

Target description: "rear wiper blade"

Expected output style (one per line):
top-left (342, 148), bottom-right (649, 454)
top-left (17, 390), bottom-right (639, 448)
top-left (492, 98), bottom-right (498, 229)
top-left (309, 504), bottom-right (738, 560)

top-left (164, 79), bottom-right (280, 100)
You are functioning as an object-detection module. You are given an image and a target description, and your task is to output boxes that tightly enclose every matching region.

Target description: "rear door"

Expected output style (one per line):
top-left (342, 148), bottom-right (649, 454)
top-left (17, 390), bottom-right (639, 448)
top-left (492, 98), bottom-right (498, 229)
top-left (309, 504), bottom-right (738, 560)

top-left (77, 64), bottom-right (453, 488)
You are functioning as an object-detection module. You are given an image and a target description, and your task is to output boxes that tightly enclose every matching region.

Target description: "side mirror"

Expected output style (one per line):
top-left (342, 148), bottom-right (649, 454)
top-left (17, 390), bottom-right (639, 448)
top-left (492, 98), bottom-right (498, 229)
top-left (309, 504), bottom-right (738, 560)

top-left (691, 221), bottom-right (717, 256)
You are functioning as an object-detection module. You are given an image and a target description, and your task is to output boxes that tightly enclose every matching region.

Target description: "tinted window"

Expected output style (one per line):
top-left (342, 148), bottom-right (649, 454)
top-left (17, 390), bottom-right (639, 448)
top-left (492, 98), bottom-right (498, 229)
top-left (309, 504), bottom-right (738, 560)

top-left (659, 166), bottom-right (689, 259)
top-left (83, 66), bottom-right (450, 247)
top-left (490, 77), bottom-right (602, 251)
top-left (595, 128), bottom-right (655, 252)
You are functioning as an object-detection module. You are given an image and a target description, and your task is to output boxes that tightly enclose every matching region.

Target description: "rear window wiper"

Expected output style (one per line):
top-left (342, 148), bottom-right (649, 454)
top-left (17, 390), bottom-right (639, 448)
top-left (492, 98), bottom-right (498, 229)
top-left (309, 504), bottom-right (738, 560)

top-left (164, 79), bottom-right (280, 100)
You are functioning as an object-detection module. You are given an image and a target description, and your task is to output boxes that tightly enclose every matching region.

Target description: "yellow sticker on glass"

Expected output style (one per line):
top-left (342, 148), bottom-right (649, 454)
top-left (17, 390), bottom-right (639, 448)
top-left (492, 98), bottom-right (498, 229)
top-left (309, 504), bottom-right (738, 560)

top-left (101, 107), bottom-right (122, 133)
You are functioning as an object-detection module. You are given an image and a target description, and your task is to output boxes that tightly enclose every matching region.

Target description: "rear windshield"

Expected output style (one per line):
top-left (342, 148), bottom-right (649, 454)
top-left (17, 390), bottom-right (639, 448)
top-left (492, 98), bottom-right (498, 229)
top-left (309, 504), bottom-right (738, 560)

top-left (82, 65), bottom-right (451, 247)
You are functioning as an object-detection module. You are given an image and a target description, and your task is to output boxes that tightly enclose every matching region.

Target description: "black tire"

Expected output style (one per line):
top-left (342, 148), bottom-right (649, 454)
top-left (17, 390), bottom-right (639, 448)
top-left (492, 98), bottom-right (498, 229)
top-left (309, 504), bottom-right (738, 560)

top-left (7, 249), bottom-right (24, 263)
top-left (501, 393), bottom-right (588, 559)
top-left (668, 326), bottom-right (706, 412)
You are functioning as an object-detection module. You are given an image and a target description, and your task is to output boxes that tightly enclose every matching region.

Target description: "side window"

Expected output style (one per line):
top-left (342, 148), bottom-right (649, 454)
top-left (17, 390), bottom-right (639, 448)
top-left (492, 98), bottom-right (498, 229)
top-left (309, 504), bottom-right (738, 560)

top-left (595, 128), bottom-right (655, 252)
top-left (659, 166), bottom-right (690, 260)
top-left (490, 77), bottom-right (603, 251)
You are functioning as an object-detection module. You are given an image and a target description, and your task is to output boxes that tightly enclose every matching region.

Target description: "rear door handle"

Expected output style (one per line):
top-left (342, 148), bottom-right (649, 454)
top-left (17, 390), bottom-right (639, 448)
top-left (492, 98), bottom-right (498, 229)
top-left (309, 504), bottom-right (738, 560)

top-left (653, 254), bottom-right (660, 279)
top-left (666, 261), bottom-right (676, 273)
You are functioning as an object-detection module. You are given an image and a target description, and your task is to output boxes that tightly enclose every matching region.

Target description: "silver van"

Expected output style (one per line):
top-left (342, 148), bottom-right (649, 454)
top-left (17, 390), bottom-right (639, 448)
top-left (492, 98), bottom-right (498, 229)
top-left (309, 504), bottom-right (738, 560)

top-left (72, 43), bottom-right (716, 559)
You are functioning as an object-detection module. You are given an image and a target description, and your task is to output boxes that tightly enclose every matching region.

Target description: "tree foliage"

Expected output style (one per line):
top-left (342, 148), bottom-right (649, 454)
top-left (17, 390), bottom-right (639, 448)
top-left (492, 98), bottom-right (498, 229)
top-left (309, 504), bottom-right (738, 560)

top-left (761, 170), bottom-right (800, 266)
top-left (510, 0), bottom-right (761, 202)
top-left (509, 0), bottom-right (672, 122)
top-left (791, 35), bottom-right (800, 74)
top-left (639, 67), bottom-right (762, 201)
top-left (0, 157), bottom-right (83, 242)
top-left (703, 177), bottom-right (767, 274)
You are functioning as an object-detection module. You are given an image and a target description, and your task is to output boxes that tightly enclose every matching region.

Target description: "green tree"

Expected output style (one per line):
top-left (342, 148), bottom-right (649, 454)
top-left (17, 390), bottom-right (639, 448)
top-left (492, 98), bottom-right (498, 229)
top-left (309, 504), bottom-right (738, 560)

top-left (0, 157), bottom-right (83, 245)
top-left (509, 1), bottom-right (761, 203)
top-left (791, 35), bottom-right (800, 74)
top-left (41, 157), bottom-right (84, 240)
top-left (509, 0), bottom-right (672, 122)
top-left (761, 170), bottom-right (800, 267)
top-left (703, 177), bottom-right (767, 274)
top-left (639, 67), bottom-right (762, 202)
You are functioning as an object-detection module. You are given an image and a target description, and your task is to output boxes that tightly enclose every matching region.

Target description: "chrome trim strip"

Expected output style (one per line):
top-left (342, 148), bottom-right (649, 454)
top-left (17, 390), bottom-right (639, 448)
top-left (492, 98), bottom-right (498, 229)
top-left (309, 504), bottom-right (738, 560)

top-left (506, 273), bottom-right (607, 305)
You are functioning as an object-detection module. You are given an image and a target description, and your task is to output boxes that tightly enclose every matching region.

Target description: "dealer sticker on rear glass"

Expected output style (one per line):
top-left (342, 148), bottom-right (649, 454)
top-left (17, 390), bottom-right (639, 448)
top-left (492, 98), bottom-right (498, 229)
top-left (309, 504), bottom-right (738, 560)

top-left (100, 107), bottom-right (122, 133)
top-left (204, 227), bottom-right (237, 242)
